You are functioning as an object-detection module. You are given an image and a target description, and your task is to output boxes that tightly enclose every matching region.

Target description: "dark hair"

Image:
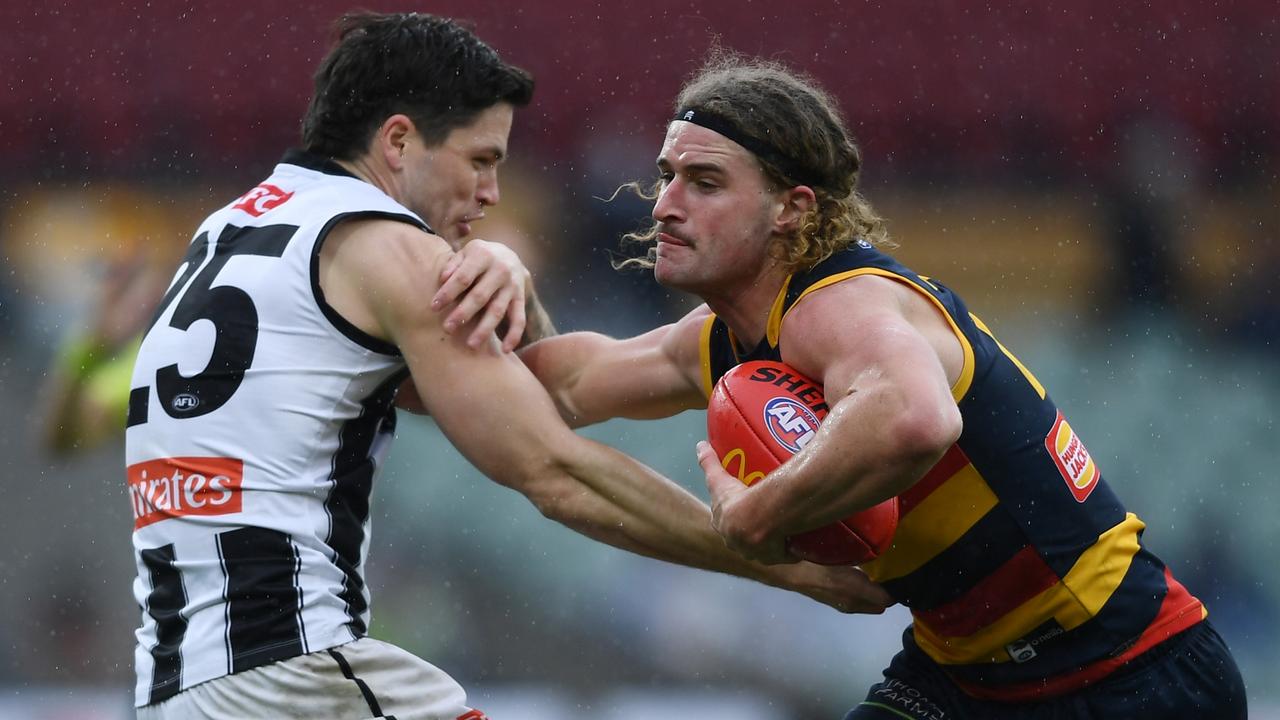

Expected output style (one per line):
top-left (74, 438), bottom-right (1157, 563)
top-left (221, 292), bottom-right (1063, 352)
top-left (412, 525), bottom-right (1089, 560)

top-left (301, 12), bottom-right (534, 159)
top-left (620, 52), bottom-right (890, 272)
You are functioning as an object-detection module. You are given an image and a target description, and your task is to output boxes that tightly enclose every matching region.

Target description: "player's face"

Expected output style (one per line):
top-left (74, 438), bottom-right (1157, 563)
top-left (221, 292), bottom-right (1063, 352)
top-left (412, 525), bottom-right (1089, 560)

top-left (406, 103), bottom-right (512, 246)
top-left (651, 122), bottom-right (781, 296)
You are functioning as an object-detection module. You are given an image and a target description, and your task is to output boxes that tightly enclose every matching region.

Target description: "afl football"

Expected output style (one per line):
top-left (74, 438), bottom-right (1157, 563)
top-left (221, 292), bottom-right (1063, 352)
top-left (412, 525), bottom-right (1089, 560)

top-left (706, 360), bottom-right (898, 565)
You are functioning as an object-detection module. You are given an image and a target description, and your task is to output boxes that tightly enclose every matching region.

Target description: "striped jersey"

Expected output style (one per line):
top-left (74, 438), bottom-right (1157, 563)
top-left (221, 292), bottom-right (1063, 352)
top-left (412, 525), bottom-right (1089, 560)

top-left (125, 151), bottom-right (425, 706)
top-left (698, 241), bottom-right (1206, 700)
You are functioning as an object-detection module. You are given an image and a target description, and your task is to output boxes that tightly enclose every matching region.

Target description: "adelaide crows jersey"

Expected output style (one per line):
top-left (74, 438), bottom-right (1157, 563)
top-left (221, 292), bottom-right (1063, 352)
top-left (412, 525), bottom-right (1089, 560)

top-left (125, 151), bottom-right (426, 706)
top-left (699, 241), bottom-right (1206, 700)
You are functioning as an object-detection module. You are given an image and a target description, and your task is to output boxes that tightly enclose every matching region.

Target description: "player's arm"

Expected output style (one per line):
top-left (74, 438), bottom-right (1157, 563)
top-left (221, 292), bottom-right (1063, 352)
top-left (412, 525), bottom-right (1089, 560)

top-left (323, 220), bottom-right (890, 613)
top-left (394, 236), bottom-right (556, 414)
top-left (702, 275), bottom-right (963, 563)
top-left (517, 305), bottom-right (709, 428)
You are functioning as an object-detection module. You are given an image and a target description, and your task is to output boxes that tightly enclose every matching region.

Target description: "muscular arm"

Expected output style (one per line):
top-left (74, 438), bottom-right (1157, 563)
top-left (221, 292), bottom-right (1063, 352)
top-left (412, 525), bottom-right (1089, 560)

top-left (517, 306), bottom-right (709, 427)
top-left (396, 239), bottom-right (556, 414)
top-left (706, 275), bottom-right (963, 559)
top-left (322, 220), bottom-right (889, 611)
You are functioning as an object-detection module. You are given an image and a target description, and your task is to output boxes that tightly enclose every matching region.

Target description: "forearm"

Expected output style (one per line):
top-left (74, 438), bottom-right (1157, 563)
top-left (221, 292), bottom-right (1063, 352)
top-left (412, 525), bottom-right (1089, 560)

top-left (535, 439), bottom-right (892, 613)
top-left (742, 388), bottom-right (953, 541)
top-left (536, 438), bottom-right (780, 586)
top-left (520, 325), bottom-right (704, 428)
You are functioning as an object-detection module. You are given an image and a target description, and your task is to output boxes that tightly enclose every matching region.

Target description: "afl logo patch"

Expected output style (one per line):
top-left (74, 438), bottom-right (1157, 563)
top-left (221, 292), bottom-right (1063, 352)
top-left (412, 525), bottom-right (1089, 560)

top-left (1045, 411), bottom-right (1099, 502)
top-left (171, 393), bottom-right (201, 413)
top-left (763, 397), bottom-right (819, 454)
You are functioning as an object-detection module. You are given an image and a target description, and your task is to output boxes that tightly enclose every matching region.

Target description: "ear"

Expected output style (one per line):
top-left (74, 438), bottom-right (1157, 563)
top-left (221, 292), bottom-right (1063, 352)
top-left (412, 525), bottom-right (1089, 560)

top-left (376, 113), bottom-right (416, 171)
top-left (774, 185), bottom-right (817, 234)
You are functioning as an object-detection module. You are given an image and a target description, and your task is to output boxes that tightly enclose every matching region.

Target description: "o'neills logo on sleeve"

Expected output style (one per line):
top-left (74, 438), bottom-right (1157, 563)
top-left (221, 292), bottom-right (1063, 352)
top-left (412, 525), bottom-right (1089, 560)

top-left (126, 457), bottom-right (244, 529)
top-left (1045, 411), bottom-right (1100, 502)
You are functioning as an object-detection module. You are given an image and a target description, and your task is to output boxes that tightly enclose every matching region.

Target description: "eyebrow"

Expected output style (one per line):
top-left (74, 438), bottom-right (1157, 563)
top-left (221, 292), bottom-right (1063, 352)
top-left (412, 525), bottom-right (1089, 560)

top-left (656, 157), bottom-right (726, 175)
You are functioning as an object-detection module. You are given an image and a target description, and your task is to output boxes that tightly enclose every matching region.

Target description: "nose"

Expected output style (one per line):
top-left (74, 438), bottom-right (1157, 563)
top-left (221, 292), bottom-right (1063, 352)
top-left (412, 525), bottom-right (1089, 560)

top-left (652, 178), bottom-right (683, 224)
top-left (477, 169), bottom-right (499, 207)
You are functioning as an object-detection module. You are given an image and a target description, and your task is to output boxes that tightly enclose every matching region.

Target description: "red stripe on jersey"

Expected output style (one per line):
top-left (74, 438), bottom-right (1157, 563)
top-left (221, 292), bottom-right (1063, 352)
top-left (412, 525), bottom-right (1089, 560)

top-left (955, 568), bottom-right (1205, 701)
top-left (916, 545), bottom-right (1060, 637)
top-left (900, 443), bottom-right (972, 516)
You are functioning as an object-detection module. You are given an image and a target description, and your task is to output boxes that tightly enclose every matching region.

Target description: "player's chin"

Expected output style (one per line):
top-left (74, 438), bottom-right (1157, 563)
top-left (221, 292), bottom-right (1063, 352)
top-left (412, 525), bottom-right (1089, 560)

top-left (652, 260), bottom-right (675, 286)
top-left (652, 257), bottom-right (690, 289)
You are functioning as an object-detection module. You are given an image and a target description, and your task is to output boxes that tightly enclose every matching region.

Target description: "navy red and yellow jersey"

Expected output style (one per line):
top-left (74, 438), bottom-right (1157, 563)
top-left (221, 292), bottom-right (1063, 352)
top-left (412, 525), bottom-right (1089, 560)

top-left (697, 241), bottom-right (1206, 700)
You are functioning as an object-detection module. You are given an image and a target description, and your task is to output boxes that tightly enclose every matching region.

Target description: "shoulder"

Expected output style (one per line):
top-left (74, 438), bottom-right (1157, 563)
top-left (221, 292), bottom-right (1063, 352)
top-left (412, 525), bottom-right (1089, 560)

top-left (663, 304), bottom-right (713, 359)
top-left (657, 304), bottom-right (716, 399)
top-left (319, 217), bottom-right (454, 335)
top-left (781, 272), bottom-right (963, 388)
top-left (787, 273), bottom-right (904, 328)
top-left (326, 218), bottom-right (451, 283)
top-left (780, 275), bottom-right (910, 369)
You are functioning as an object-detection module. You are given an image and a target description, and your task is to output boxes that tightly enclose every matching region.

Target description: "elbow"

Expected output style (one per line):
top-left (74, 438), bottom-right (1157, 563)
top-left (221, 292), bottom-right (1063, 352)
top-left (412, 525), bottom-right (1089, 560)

top-left (887, 400), bottom-right (962, 472)
top-left (514, 456), bottom-right (582, 523)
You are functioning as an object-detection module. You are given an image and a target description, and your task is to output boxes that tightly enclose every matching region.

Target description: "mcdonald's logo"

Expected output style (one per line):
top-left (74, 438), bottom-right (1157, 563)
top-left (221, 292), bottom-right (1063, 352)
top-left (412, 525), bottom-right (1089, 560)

top-left (720, 447), bottom-right (767, 487)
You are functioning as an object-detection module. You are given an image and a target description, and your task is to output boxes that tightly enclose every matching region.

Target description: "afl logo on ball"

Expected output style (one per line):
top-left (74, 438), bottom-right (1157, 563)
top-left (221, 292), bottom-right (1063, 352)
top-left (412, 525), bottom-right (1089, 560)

top-left (763, 397), bottom-right (820, 454)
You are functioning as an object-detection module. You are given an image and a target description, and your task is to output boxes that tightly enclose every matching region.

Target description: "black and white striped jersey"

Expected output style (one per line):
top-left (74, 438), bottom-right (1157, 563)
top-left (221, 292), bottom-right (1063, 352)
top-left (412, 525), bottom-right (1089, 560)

top-left (125, 150), bottom-right (427, 707)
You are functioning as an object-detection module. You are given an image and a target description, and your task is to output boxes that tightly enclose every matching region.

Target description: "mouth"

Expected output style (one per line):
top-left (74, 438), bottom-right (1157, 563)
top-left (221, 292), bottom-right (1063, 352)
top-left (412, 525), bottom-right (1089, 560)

top-left (457, 214), bottom-right (483, 237)
top-left (657, 231), bottom-right (691, 247)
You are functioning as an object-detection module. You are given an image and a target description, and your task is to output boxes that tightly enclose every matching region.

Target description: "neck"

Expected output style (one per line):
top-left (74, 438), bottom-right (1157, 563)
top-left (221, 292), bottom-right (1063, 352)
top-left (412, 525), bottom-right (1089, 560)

top-left (334, 156), bottom-right (395, 199)
top-left (702, 260), bottom-right (791, 350)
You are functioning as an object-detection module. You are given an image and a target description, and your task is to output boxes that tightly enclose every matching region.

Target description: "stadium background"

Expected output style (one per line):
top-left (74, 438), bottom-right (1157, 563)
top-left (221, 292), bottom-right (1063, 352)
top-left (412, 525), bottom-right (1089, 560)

top-left (1, 1), bottom-right (1277, 717)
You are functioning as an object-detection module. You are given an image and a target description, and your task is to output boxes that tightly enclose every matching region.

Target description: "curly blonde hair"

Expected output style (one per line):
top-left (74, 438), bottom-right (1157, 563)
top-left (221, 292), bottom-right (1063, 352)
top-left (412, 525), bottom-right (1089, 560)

top-left (619, 52), bottom-right (891, 272)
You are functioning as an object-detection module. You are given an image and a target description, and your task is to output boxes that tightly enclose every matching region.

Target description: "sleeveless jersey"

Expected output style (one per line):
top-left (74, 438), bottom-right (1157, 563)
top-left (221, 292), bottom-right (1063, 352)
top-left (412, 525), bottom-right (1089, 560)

top-left (698, 242), bottom-right (1206, 700)
top-left (124, 151), bottom-right (428, 706)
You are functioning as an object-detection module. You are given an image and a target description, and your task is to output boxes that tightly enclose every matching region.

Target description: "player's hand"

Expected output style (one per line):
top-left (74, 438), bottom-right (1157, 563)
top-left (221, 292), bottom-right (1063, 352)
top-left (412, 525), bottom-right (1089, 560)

top-left (432, 239), bottom-right (529, 351)
top-left (698, 440), bottom-right (795, 564)
top-left (775, 562), bottom-right (894, 615)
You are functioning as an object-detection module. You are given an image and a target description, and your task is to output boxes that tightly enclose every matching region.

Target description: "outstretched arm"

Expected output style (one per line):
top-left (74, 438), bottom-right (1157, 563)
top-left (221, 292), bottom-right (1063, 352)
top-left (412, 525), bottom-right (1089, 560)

top-left (518, 305), bottom-right (710, 427)
top-left (323, 219), bottom-right (891, 613)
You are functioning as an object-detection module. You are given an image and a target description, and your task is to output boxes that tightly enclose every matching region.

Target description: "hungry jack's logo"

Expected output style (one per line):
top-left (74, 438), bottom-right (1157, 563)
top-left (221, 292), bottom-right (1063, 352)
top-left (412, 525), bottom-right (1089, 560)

top-left (1045, 412), bottom-right (1099, 502)
top-left (127, 457), bottom-right (244, 529)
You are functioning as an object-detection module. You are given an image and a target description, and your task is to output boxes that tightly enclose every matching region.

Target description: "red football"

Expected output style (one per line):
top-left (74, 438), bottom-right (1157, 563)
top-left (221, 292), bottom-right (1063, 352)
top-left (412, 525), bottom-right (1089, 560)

top-left (706, 360), bottom-right (898, 565)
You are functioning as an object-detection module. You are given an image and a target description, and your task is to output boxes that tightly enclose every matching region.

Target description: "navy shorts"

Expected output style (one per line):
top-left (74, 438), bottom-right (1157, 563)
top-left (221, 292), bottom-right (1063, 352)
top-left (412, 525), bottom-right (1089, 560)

top-left (845, 621), bottom-right (1246, 720)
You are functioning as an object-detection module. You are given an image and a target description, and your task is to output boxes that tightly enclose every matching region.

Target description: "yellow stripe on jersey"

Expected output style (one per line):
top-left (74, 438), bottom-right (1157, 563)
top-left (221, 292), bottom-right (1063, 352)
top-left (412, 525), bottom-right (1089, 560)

top-left (912, 513), bottom-right (1144, 665)
top-left (785, 268), bottom-right (976, 401)
top-left (699, 313), bottom-right (717, 398)
top-left (969, 312), bottom-right (1046, 400)
top-left (764, 274), bottom-right (794, 348)
top-left (861, 463), bottom-right (997, 583)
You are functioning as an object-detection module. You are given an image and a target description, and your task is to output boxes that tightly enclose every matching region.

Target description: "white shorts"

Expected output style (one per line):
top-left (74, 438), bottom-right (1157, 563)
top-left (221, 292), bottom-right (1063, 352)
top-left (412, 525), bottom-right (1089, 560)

top-left (136, 637), bottom-right (486, 720)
